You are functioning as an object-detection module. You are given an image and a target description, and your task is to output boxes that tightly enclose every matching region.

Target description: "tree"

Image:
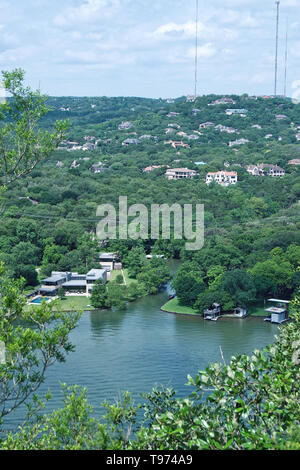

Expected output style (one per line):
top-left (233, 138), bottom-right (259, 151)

top-left (125, 245), bottom-right (147, 279)
top-left (0, 265), bottom-right (80, 427)
top-left (220, 269), bottom-right (256, 309)
top-left (0, 69), bottom-right (68, 190)
top-left (172, 270), bottom-right (205, 307)
top-left (90, 280), bottom-right (109, 309)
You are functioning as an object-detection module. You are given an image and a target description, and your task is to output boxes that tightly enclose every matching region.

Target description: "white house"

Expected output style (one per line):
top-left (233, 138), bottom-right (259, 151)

top-left (206, 171), bottom-right (238, 186)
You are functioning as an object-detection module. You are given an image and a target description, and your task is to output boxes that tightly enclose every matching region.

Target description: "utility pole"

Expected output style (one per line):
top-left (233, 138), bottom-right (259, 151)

top-left (274, 1), bottom-right (280, 96)
top-left (194, 0), bottom-right (199, 100)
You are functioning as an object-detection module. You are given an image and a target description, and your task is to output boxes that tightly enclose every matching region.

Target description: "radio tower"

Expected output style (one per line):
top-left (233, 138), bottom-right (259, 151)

top-left (274, 1), bottom-right (280, 96)
top-left (284, 18), bottom-right (288, 97)
top-left (194, 0), bottom-right (199, 100)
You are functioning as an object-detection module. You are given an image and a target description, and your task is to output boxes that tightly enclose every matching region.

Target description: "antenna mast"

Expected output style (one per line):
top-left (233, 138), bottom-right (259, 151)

top-left (284, 18), bottom-right (288, 97)
top-left (274, 1), bottom-right (280, 96)
top-left (194, 0), bottom-right (199, 100)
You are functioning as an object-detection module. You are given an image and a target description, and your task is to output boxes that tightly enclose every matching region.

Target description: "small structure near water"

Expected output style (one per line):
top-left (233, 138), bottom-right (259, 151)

top-left (204, 303), bottom-right (221, 321)
top-left (264, 299), bottom-right (290, 324)
top-left (234, 307), bottom-right (247, 318)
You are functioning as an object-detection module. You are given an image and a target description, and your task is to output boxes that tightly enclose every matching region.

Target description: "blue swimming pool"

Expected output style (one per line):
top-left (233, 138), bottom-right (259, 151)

top-left (31, 297), bottom-right (51, 304)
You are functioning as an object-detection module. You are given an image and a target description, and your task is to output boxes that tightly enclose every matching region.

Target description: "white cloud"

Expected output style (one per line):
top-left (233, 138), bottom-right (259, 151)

top-left (187, 43), bottom-right (217, 59)
top-left (54, 0), bottom-right (120, 27)
top-left (153, 21), bottom-right (213, 40)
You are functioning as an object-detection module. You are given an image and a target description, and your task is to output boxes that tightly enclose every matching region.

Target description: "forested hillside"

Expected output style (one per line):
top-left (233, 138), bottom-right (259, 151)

top-left (1, 93), bottom-right (300, 309)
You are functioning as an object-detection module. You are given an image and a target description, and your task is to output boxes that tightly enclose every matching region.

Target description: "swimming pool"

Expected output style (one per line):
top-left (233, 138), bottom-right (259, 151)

top-left (30, 297), bottom-right (51, 304)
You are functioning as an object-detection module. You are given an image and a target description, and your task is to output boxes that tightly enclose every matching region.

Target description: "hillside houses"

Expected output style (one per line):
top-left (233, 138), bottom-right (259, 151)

top-left (288, 159), bottom-right (300, 166)
top-left (206, 171), bottom-right (238, 186)
top-left (246, 164), bottom-right (285, 177)
top-left (165, 168), bottom-right (197, 180)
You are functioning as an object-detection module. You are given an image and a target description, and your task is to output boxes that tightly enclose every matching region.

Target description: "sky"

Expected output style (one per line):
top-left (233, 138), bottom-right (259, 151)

top-left (0, 0), bottom-right (299, 98)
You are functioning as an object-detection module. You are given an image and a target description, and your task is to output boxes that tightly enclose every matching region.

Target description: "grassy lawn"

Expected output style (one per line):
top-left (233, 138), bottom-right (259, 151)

top-left (27, 296), bottom-right (96, 312)
top-left (109, 269), bottom-right (135, 286)
top-left (58, 296), bottom-right (97, 311)
top-left (161, 298), bottom-right (200, 316)
top-left (248, 304), bottom-right (267, 317)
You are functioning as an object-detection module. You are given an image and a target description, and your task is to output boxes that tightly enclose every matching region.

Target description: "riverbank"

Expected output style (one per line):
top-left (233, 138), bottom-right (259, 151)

top-left (162, 299), bottom-right (269, 319)
top-left (161, 298), bottom-right (200, 316)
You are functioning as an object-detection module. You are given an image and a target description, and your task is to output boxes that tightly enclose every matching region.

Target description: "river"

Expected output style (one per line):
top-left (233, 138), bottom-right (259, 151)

top-left (3, 261), bottom-right (278, 431)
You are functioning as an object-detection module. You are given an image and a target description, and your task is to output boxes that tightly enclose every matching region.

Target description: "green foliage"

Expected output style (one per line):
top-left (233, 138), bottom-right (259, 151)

top-left (0, 69), bottom-right (68, 189)
top-left (0, 264), bottom-right (81, 426)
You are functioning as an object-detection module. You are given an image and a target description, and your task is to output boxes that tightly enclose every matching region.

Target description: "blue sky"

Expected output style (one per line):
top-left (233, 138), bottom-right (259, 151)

top-left (0, 0), bottom-right (299, 98)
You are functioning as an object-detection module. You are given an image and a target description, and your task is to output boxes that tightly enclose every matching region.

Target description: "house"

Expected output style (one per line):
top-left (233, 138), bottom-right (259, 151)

top-left (296, 133), bottom-right (300, 141)
top-left (164, 140), bottom-right (190, 149)
top-left (118, 121), bottom-right (134, 130)
top-left (192, 108), bottom-right (201, 115)
top-left (264, 299), bottom-right (289, 324)
top-left (209, 97), bottom-right (236, 106)
top-left (168, 123), bottom-right (181, 129)
top-left (206, 171), bottom-right (238, 186)
top-left (39, 269), bottom-right (108, 296)
top-left (252, 124), bottom-right (262, 129)
top-left (265, 134), bottom-right (273, 139)
top-left (215, 124), bottom-right (238, 134)
top-left (234, 307), bottom-right (247, 318)
top-left (91, 162), bottom-right (106, 174)
top-left (165, 168), bottom-right (197, 180)
top-left (288, 159), bottom-right (300, 165)
top-left (82, 142), bottom-right (95, 151)
top-left (165, 127), bottom-right (176, 135)
top-left (143, 165), bottom-right (169, 173)
top-left (225, 109), bottom-right (248, 116)
top-left (122, 138), bottom-right (141, 146)
top-left (229, 138), bottom-right (250, 147)
top-left (258, 164), bottom-right (285, 177)
top-left (139, 135), bottom-right (153, 140)
top-left (204, 303), bottom-right (221, 321)
top-left (275, 114), bottom-right (288, 121)
top-left (199, 122), bottom-right (214, 129)
top-left (99, 252), bottom-right (120, 271)
top-left (70, 160), bottom-right (80, 169)
top-left (246, 164), bottom-right (285, 177)
top-left (167, 112), bottom-right (180, 117)
top-left (186, 95), bottom-right (196, 102)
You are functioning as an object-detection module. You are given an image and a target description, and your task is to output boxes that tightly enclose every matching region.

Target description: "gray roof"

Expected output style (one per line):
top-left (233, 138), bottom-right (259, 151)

top-left (62, 280), bottom-right (87, 287)
top-left (86, 269), bottom-right (107, 281)
top-left (42, 274), bottom-right (66, 283)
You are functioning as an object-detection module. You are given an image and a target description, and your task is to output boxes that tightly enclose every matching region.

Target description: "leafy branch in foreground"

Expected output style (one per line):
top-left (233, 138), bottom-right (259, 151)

top-left (0, 264), bottom-right (81, 426)
top-left (0, 68), bottom-right (68, 190)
